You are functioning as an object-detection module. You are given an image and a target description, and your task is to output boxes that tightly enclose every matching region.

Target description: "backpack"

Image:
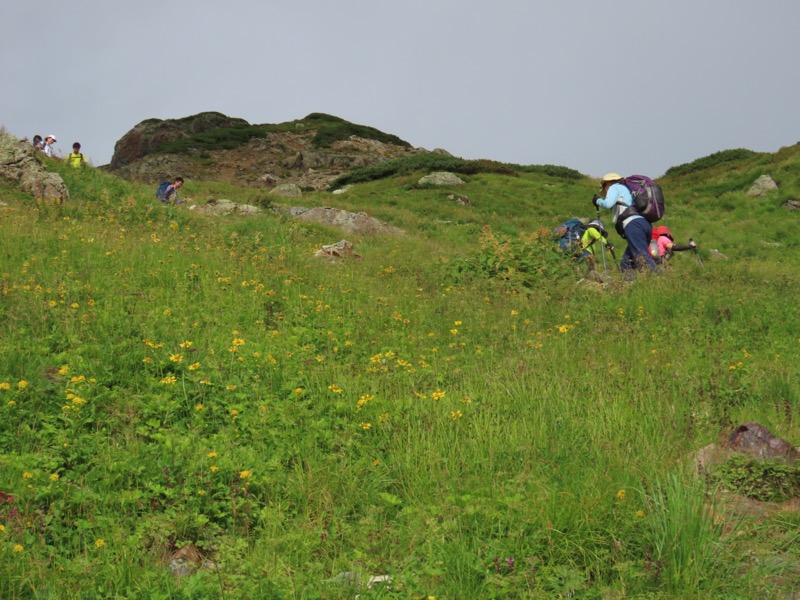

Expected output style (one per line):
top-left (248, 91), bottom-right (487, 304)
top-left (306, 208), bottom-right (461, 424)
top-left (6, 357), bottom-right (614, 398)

top-left (553, 218), bottom-right (586, 253)
top-left (624, 175), bottom-right (665, 223)
top-left (156, 180), bottom-right (170, 201)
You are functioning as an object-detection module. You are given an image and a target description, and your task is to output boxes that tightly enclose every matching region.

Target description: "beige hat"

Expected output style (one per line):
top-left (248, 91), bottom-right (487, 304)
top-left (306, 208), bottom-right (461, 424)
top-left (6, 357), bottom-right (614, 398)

top-left (601, 172), bottom-right (623, 182)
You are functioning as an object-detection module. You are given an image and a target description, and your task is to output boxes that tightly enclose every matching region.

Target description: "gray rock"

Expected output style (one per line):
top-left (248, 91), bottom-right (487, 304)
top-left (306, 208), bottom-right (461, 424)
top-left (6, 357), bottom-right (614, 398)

top-left (0, 132), bottom-right (69, 203)
top-left (293, 206), bottom-right (404, 236)
top-left (270, 183), bottom-right (303, 197)
top-left (727, 422), bottom-right (799, 463)
top-left (313, 240), bottom-right (361, 260)
top-left (418, 171), bottom-right (464, 186)
top-left (783, 199), bottom-right (800, 210)
top-left (746, 174), bottom-right (778, 197)
top-left (188, 199), bottom-right (261, 216)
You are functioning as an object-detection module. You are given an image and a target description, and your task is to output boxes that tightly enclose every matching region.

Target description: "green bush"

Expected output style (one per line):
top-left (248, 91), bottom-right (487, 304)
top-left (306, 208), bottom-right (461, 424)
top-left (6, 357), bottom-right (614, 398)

top-left (665, 148), bottom-right (759, 176)
top-left (329, 155), bottom-right (582, 189)
top-left (710, 454), bottom-right (800, 501)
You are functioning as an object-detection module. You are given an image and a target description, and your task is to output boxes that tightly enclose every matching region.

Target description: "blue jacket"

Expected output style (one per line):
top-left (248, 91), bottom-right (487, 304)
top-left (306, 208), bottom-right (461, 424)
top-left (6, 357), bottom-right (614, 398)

top-left (597, 182), bottom-right (637, 225)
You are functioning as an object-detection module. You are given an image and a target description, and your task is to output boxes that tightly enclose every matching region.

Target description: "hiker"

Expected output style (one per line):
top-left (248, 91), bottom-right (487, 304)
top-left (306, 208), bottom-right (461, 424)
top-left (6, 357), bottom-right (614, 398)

top-left (65, 142), bottom-right (87, 168)
top-left (593, 173), bottom-right (656, 272)
top-left (650, 225), bottom-right (697, 264)
top-left (156, 177), bottom-right (185, 204)
top-left (32, 135), bottom-right (44, 150)
top-left (42, 134), bottom-right (57, 158)
top-left (554, 217), bottom-right (586, 254)
top-left (580, 219), bottom-right (614, 269)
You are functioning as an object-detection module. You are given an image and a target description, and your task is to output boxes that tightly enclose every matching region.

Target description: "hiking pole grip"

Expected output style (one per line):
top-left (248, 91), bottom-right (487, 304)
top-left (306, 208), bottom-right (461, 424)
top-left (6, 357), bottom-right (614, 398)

top-left (689, 238), bottom-right (704, 266)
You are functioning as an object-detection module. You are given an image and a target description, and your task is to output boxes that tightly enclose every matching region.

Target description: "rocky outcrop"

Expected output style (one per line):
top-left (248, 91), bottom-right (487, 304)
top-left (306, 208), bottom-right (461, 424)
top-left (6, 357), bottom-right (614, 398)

top-left (106, 113), bottom-right (429, 191)
top-left (109, 112), bottom-right (248, 169)
top-left (0, 131), bottom-right (69, 202)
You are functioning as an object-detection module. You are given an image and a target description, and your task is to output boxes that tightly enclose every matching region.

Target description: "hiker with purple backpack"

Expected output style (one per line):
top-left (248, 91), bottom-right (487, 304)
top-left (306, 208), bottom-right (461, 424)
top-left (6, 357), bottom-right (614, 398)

top-left (592, 173), bottom-right (656, 273)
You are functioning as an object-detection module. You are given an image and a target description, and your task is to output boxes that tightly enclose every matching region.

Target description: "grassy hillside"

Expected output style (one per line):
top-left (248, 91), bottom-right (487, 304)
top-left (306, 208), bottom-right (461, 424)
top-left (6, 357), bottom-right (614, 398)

top-left (0, 147), bottom-right (799, 598)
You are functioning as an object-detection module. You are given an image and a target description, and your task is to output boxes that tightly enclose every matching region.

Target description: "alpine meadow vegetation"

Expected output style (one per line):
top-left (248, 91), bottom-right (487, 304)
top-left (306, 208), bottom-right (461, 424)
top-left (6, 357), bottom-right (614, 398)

top-left (0, 143), bottom-right (799, 599)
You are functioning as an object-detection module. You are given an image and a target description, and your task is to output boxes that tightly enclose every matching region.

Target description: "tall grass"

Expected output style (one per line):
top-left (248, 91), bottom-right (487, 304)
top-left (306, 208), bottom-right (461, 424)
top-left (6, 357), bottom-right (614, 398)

top-left (0, 153), bottom-right (798, 597)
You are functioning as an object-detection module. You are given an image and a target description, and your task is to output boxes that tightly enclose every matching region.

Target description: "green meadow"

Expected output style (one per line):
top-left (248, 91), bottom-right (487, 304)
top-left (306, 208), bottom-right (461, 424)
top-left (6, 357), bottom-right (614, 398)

top-left (0, 146), bottom-right (799, 599)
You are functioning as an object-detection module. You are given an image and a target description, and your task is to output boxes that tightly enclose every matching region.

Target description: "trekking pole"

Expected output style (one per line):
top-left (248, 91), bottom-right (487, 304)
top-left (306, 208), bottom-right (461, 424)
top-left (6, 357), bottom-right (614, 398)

top-left (608, 245), bottom-right (620, 270)
top-left (689, 238), bottom-right (704, 267)
top-left (596, 208), bottom-right (608, 274)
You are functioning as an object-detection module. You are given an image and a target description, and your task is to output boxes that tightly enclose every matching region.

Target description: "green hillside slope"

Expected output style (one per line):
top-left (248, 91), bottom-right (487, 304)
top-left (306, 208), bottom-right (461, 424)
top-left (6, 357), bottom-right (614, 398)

top-left (0, 146), bottom-right (798, 598)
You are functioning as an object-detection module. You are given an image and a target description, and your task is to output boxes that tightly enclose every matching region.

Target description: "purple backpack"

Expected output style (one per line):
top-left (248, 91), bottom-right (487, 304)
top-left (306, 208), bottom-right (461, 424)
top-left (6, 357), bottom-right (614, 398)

top-left (624, 175), bottom-right (665, 223)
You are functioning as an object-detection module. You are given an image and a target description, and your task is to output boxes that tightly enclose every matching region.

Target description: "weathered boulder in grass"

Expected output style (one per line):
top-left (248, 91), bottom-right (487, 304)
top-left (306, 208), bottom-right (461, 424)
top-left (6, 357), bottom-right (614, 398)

top-left (270, 183), bottom-right (303, 197)
top-left (746, 174), bottom-right (778, 197)
top-left (0, 131), bottom-right (69, 202)
top-left (313, 240), bottom-right (361, 260)
top-left (188, 199), bottom-right (262, 216)
top-left (727, 422), bottom-right (799, 463)
top-left (291, 206), bottom-right (404, 236)
top-left (783, 199), bottom-right (800, 210)
top-left (694, 422), bottom-right (799, 475)
top-left (418, 171), bottom-right (464, 186)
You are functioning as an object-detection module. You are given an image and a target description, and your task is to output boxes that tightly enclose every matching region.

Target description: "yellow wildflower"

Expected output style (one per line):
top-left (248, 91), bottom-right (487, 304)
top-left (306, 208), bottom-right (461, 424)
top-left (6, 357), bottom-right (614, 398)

top-left (188, 362), bottom-right (201, 371)
top-left (210, 465), bottom-right (219, 473)
top-left (22, 472), bottom-right (32, 479)
top-left (360, 422), bottom-right (372, 430)
top-left (95, 539), bottom-right (106, 548)
top-left (160, 375), bottom-right (177, 385)
top-left (49, 474), bottom-right (60, 482)
top-left (431, 389), bottom-right (445, 401)
top-left (616, 489), bottom-right (626, 502)
top-left (0, 382), bottom-right (10, 390)
top-left (17, 380), bottom-right (28, 390)
top-left (12, 544), bottom-right (23, 553)
top-left (169, 354), bottom-right (183, 363)
top-left (239, 470), bottom-right (252, 480)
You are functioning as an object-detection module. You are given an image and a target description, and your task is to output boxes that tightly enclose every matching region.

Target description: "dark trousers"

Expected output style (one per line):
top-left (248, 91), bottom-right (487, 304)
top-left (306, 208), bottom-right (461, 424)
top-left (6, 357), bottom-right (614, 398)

top-left (621, 218), bottom-right (656, 271)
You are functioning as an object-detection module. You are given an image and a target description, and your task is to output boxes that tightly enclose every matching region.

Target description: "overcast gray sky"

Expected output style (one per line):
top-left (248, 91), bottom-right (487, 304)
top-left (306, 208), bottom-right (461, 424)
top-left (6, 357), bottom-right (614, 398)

top-left (3, 1), bottom-right (798, 178)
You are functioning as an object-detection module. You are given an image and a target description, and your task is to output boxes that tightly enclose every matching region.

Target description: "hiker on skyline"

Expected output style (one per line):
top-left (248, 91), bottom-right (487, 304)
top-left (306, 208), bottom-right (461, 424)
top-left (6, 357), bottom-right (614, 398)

top-left (593, 173), bottom-right (656, 273)
top-left (66, 142), bottom-right (87, 168)
top-left (33, 135), bottom-right (43, 150)
top-left (42, 134), bottom-right (57, 158)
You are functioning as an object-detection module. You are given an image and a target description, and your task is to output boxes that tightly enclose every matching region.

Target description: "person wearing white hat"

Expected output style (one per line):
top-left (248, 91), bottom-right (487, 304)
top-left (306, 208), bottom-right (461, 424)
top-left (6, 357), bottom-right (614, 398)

top-left (42, 135), bottom-right (58, 158)
top-left (592, 173), bottom-right (656, 273)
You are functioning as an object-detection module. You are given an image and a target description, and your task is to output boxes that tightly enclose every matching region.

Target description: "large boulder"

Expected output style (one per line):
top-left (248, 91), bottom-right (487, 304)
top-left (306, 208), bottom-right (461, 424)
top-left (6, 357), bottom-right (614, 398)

top-left (0, 132), bottom-right (69, 202)
top-left (747, 174), bottom-right (778, 197)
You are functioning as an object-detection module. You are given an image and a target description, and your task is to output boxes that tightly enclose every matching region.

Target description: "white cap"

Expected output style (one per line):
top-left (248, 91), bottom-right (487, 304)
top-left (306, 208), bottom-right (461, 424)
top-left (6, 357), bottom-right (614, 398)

top-left (47, 134), bottom-right (57, 141)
